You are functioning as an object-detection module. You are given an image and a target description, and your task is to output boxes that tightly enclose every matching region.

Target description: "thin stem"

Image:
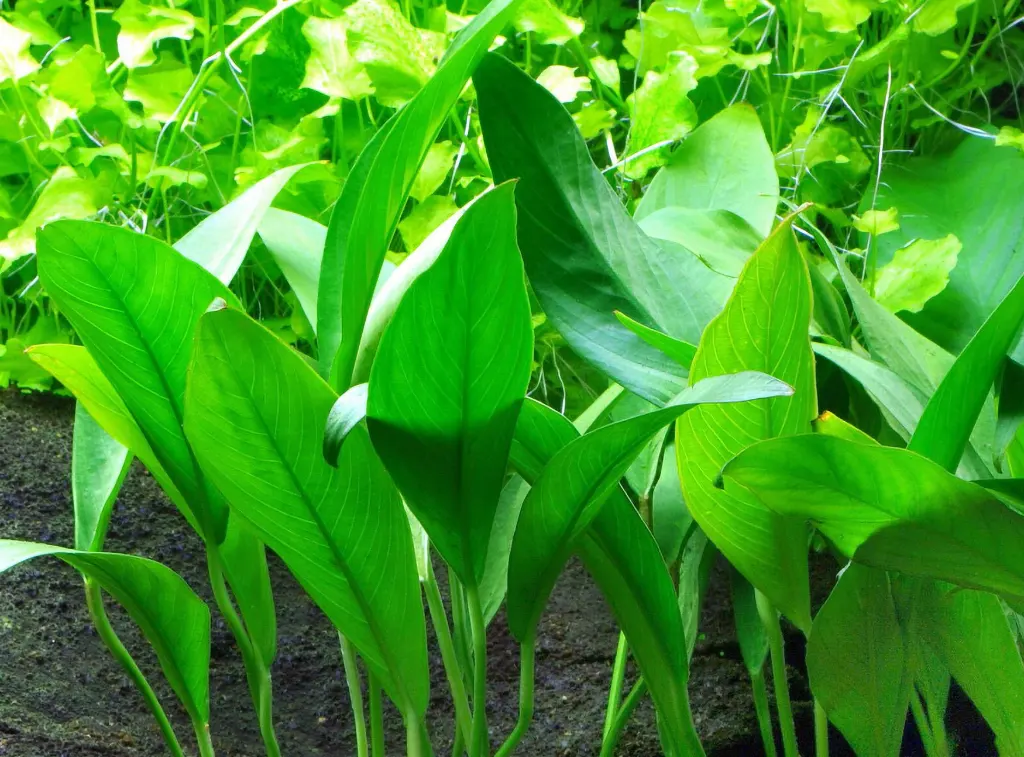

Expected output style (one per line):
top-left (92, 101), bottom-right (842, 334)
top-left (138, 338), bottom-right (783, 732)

top-left (424, 562), bottom-right (473, 747)
top-left (493, 642), bottom-right (535, 757)
top-left (369, 673), bottom-right (386, 757)
top-left (758, 594), bottom-right (799, 757)
top-left (340, 634), bottom-right (369, 757)
top-left (207, 548), bottom-right (281, 757)
top-left (910, 689), bottom-right (938, 757)
top-left (84, 579), bottom-right (187, 757)
top-left (196, 723), bottom-right (216, 757)
top-left (602, 633), bottom-right (629, 740)
top-left (813, 700), bottom-right (829, 757)
top-left (466, 585), bottom-right (490, 757)
top-left (86, 0), bottom-right (102, 50)
top-left (599, 679), bottom-right (648, 757)
top-left (751, 669), bottom-right (778, 757)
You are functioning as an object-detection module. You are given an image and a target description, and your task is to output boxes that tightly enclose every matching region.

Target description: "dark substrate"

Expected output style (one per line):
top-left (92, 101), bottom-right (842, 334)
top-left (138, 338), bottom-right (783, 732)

top-left (0, 390), bottom-right (991, 756)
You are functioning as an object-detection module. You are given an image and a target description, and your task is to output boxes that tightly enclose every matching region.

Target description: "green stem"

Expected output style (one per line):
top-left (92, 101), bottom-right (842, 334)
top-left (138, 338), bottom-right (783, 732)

top-left (751, 669), bottom-right (778, 757)
top-left (758, 594), bottom-right (799, 757)
top-left (86, 0), bottom-right (102, 50)
top-left (340, 634), bottom-right (369, 757)
top-left (424, 562), bottom-right (473, 747)
top-left (910, 690), bottom-right (938, 757)
top-left (405, 712), bottom-right (427, 757)
top-left (493, 642), bottom-right (535, 757)
top-left (207, 549), bottom-right (281, 757)
top-left (369, 673), bottom-right (386, 757)
top-left (602, 633), bottom-right (629, 740)
top-left (466, 585), bottom-right (490, 757)
top-left (598, 679), bottom-right (647, 757)
top-left (813, 700), bottom-right (829, 757)
top-left (84, 579), bottom-right (188, 757)
top-left (196, 723), bottom-right (216, 757)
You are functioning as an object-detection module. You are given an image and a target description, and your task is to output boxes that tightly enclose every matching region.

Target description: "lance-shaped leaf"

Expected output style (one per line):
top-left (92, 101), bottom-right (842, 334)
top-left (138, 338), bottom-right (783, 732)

top-left (184, 307), bottom-right (428, 717)
top-left (507, 371), bottom-right (791, 642)
top-left (911, 274), bottom-right (1024, 473)
top-left (318, 0), bottom-right (525, 389)
top-left (72, 405), bottom-right (132, 552)
top-left (36, 221), bottom-right (234, 541)
top-left (509, 398), bottom-right (706, 757)
top-left (677, 218), bottom-right (816, 631)
top-left (808, 564), bottom-right (911, 757)
top-left (0, 541), bottom-right (210, 725)
top-left (475, 52), bottom-right (697, 404)
top-left (366, 184), bottom-right (532, 587)
top-left (721, 435), bottom-right (1024, 603)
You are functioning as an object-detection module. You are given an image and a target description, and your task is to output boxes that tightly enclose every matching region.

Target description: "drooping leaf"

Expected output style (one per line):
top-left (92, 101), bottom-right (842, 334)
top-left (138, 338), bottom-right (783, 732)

top-left (317, 0), bottom-right (524, 390)
top-left (184, 307), bottom-right (429, 717)
top-left (677, 217), bottom-right (816, 631)
top-left (721, 435), bottom-right (1024, 603)
top-left (367, 185), bottom-right (532, 586)
top-left (0, 541), bottom-right (210, 724)
top-left (508, 371), bottom-right (792, 641)
top-left (72, 405), bottom-right (132, 552)
top-left (807, 564), bottom-right (911, 757)
top-left (636, 104), bottom-right (779, 237)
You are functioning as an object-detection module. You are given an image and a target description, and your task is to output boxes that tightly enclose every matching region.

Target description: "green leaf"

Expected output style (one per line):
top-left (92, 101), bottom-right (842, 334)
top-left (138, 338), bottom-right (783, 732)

top-left (113, 0), bottom-right (196, 69)
top-left (613, 311), bottom-right (697, 370)
top-left (317, 0), bottom-right (524, 390)
top-left (721, 435), bottom-right (1024, 603)
top-left (868, 137), bottom-right (1024, 363)
top-left (0, 17), bottom-right (41, 85)
top-left (409, 141), bottom-right (459, 202)
top-left (476, 52), bottom-right (704, 403)
top-left (367, 184), bottom-right (532, 586)
top-left (677, 218), bottom-right (816, 631)
top-left (175, 164), bottom-right (313, 285)
top-left (72, 405), bottom-right (132, 552)
top-left (299, 16), bottom-right (374, 101)
top-left (730, 570), bottom-right (768, 675)
top-left (912, 0), bottom-right (976, 35)
top-left (398, 195), bottom-right (459, 251)
top-left (804, 0), bottom-right (878, 33)
top-left (184, 306), bottom-right (429, 717)
top-left (623, 54), bottom-right (698, 179)
top-left (123, 53), bottom-right (194, 123)
top-left (638, 207), bottom-right (763, 277)
top-left (0, 540), bottom-right (210, 724)
top-left (478, 475), bottom-right (530, 625)
top-left (652, 441), bottom-right (692, 563)
top-left (257, 208), bottom-right (328, 333)
top-left (637, 105), bottom-right (779, 237)
top-left (536, 64), bottom-right (591, 103)
top-left (508, 371), bottom-right (792, 641)
top-left (873, 235), bottom-right (961, 315)
top-left (678, 527), bottom-right (714, 659)
top-left (910, 274), bottom-right (1024, 473)
top-left (37, 221), bottom-right (234, 541)
top-left (509, 398), bottom-right (706, 757)
top-left (852, 208), bottom-right (900, 236)
top-left (512, 0), bottom-right (584, 44)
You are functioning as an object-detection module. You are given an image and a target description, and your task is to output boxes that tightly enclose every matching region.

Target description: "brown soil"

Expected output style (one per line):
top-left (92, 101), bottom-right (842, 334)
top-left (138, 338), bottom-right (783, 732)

top-left (0, 391), bottom-right (990, 756)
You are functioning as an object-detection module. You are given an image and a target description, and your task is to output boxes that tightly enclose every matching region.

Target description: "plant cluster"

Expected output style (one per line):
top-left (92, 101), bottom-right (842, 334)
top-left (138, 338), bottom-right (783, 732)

top-left (1, 0), bottom-right (1024, 755)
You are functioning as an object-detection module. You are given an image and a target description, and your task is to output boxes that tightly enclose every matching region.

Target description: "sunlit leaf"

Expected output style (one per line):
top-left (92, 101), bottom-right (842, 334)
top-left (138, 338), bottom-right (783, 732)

top-left (873, 235), bottom-right (961, 315)
top-left (113, 0), bottom-right (197, 69)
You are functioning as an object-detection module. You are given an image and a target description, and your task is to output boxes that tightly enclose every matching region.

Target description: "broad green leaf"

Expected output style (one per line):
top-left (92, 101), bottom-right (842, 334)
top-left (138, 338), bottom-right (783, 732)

top-left (677, 218), bottom-right (816, 631)
top-left (175, 164), bottom-right (313, 285)
top-left (638, 207), bottom-right (762, 278)
top-left (476, 52), bottom-right (706, 403)
top-left (300, 16), bottom-right (374, 101)
top-left (868, 137), bottom-right (1024, 364)
top-left (912, 0), bottom-right (976, 35)
top-left (613, 311), bottom-right (697, 370)
top-left (72, 405), bottom-right (132, 552)
top-left (512, 0), bottom-right (584, 44)
top-left (0, 17), bottom-right (41, 85)
top-left (37, 221), bottom-right (234, 541)
top-left (808, 564), bottom-right (910, 757)
top-left (317, 0), bottom-right (524, 390)
top-left (873, 235), bottom-right (961, 315)
top-left (0, 540), bottom-right (210, 723)
top-left (184, 307), bottom-right (428, 717)
top-left (636, 104), bottom-right (780, 237)
top-left (478, 475), bottom-right (530, 626)
top-left (113, 0), bottom-right (196, 69)
top-left (367, 185), bottom-right (532, 586)
top-left (508, 371), bottom-right (792, 641)
top-left (509, 399), bottom-right (706, 757)
top-left (123, 53), bottom-right (193, 123)
top-left (910, 273), bottom-right (1024, 473)
top-left (721, 435), bottom-right (1024, 603)
top-left (623, 54), bottom-right (698, 179)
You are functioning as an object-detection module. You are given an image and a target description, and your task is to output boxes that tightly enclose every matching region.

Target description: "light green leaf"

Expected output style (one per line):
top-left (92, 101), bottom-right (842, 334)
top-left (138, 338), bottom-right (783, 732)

top-left (257, 208), bottom-right (326, 331)
top-left (852, 207), bottom-right (899, 236)
top-left (318, 0), bottom-right (524, 390)
top-left (808, 564), bottom-right (910, 757)
top-left (677, 218), bottom-right (815, 631)
top-left (638, 207), bottom-right (762, 277)
top-left (636, 104), bottom-right (780, 238)
top-left (478, 475), bottom-right (530, 625)
top-left (144, 166), bottom-right (208, 190)
top-left (536, 64), bottom-right (591, 103)
top-left (873, 235), bottom-right (961, 314)
top-left (653, 441), bottom-right (693, 564)
top-left (300, 16), bottom-right (374, 101)
top-left (0, 540), bottom-right (210, 724)
top-left (996, 126), bottom-right (1024, 152)
top-left (508, 371), bottom-right (792, 641)
top-left (621, 0), bottom-right (702, 75)
top-left (367, 185), bottom-right (532, 586)
top-left (512, 0), bottom-right (584, 44)
top-left (614, 311), bottom-right (697, 370)
top-left (41, 46), bottom-right (127, 118)
top-left (72, 405), bottom-right (132, 553)
top-left (410, 141), bottom-right (459, 202)
top-left (572, 100), bottom-right (616, 139)
top-left (113, 0), bottom-right (197, 69)
top-left (805, 0), bottom-right (878, 33)
top-left (722, 435), bottom-right (1024, 603)
top-left (123, 53), bottom-right (194, 123)
top-left (591, 56), bottom-right (620, 89)
top-left (398, 195), bottom-right (459, 251)
top-left (0, 18), bottom-right (41, 85)
top-left (623, 54), bottom-right (698, 180)
top-left (912, 0), bottom-right (976, 35)
top-left (184, 307), bottom-right (429, 717)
